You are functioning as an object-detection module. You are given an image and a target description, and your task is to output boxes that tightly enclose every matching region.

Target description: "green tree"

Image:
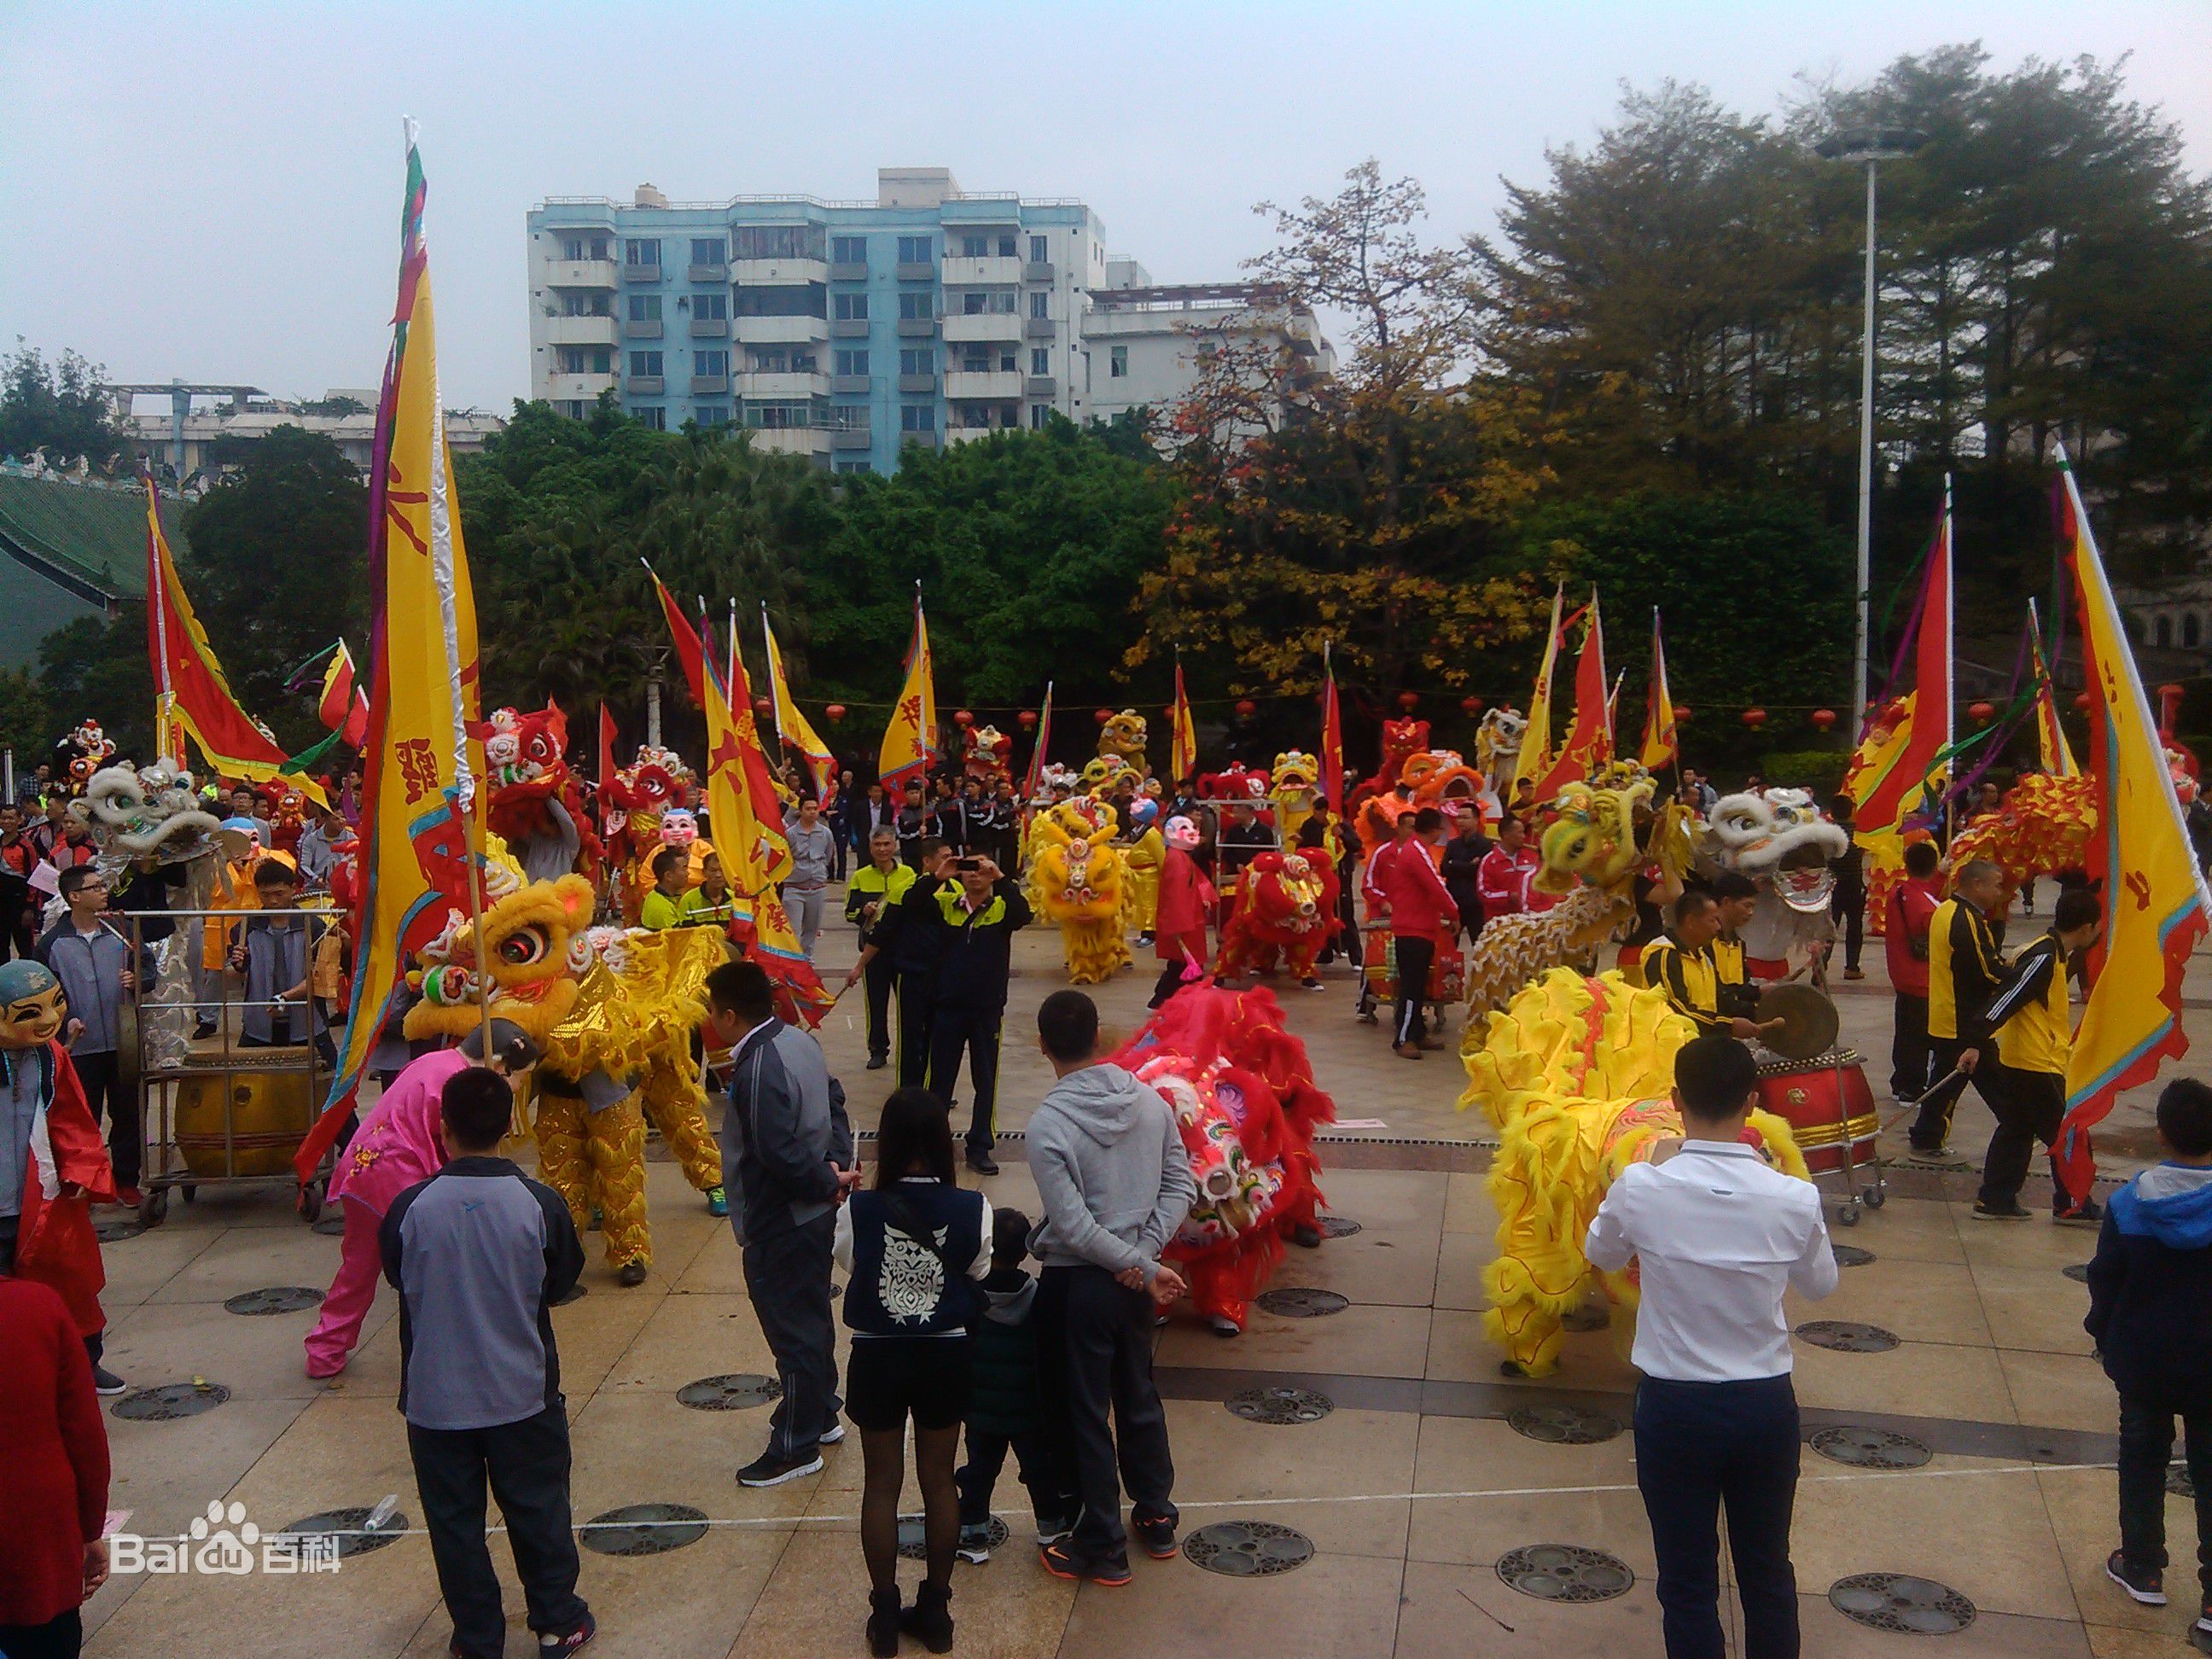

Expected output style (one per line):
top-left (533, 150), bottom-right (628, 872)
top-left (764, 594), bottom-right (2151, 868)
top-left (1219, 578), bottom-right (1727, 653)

top-left (0, 665), bottom-right (53, 762)
top-left (38, 604), bottom-right (151, 765)
top-left (0, 343), bottom-right (125, 466)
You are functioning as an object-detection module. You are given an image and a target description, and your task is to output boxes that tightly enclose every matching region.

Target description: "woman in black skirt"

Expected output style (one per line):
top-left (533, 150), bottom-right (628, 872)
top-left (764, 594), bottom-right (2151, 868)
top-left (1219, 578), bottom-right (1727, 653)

top-left (835, 1088), bottom-right (991, 1655)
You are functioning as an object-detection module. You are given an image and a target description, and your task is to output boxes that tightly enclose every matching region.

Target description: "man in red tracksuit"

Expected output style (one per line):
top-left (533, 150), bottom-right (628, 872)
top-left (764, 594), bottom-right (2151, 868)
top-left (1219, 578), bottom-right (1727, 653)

top-left (1378, 807), bottom-right (1458, 1060)
top-left (1476, 814), bottom-right (1539, 922)
top-left (1885, 839), bottom-right (1942, 1103)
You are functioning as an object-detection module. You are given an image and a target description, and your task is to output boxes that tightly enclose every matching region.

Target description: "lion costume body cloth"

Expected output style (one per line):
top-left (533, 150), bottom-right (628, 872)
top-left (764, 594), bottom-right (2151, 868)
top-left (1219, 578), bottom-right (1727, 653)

top-left (1459, 969), bottom-right (1811, 1377)
top-left (1027, 800), bottom-right (1134, 984)
top-left (1216, 849), bottom-right (1341, 981)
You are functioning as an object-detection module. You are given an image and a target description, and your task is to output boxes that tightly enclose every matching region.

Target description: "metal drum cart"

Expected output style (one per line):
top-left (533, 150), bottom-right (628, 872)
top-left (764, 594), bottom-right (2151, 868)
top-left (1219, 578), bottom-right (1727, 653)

top-left (1752, 982), bottom-right (1889, 1225)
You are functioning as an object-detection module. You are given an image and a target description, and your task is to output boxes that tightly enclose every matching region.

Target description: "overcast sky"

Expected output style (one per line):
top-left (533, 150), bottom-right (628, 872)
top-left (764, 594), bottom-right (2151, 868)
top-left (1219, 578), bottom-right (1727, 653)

top-left (4, 1), bottom-right (2206, 413)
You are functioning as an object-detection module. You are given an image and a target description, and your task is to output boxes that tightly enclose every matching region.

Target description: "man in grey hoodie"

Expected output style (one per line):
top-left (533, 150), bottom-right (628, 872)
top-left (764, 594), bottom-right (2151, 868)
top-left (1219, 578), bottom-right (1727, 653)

top-left (1027, 989), bottom-right (1196, 1585)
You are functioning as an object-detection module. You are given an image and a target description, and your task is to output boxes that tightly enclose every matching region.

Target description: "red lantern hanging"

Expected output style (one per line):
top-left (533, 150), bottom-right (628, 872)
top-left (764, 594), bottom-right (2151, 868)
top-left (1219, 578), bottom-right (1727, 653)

top-left (1093, 707), bottom-right (1113, 726)
top-left (1460, 695), bottom-right (1483, 716)
top-left (1967, 700), bottom-right (1996, 725)
top-left (1016, 708), bottom-right (1038, 730)
top-left (1674, 704), bottom-right (1691, 724)
top-left (1235, 698), bottom-right (1257, 719)
top-left (1741, 707), bottom-right (1767, 730)
top-left (2074, 690), bottom-right (2093, 711)
top-left (953, 708), bottom-right (975, 728)
top-left (1809, 707), bottom-right (1837, 731)
top-left (824, 702), bottom-right (847, 723)
top-left (1396, 690), bottom-right (1420, 712)
top-left (753, 695), bottom-right (772, 717)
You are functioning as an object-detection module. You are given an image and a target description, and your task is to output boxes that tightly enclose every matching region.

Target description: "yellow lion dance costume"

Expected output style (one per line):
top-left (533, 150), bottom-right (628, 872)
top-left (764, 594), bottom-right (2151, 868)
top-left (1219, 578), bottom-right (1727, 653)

top-left (1027, 800), bottom-right (1134, 984)
top-left (1459, 969), bottom-right (1809, 1377)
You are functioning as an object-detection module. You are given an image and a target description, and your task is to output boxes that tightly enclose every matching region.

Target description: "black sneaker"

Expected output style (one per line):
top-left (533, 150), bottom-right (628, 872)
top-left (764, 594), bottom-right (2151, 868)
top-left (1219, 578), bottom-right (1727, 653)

top-left (2196, 1601), bottom-right (2212, 1639)
top-left (1972, 1200), bottom-right (2032, 1221)
top-left (91, 1365), bottom-right (127, 1397)
top-left (1906, 1144), bottom-right (1951, 1163)
top-left (965, 1149), bottom-right (1000, 1177)
top-left (1132, 1513), bottom-right (1179, 1559)
top-left (1034, 1512), bottom-right (1079, 1545)
top-left (2106, 1548), bottom-right (2167, 1604)
top-left (866, 1054), bottom-right (888, 1071)
top-left (538, 1611), bottom-right (596, 1654)
top-left (957, 1522), bottom-right (993, 1564)
top-left (2056, 1199), bottom-right (2107, 1229)
top-left (1039, 1539), bottom-right (1131, 1586)
top-left (736, 1447), bottom-right (824, 1487)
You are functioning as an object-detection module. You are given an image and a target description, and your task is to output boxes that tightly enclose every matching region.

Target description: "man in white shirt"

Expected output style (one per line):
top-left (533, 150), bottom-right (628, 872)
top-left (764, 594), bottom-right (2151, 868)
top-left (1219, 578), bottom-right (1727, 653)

top-left (1586, 1033), bottom-right (1838, 1659)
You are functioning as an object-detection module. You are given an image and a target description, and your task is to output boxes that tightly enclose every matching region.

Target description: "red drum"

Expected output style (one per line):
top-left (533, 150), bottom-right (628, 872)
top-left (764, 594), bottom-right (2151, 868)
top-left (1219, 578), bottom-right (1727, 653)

top-left (1755, 1050), bottom-right (1878, 1174)
top-left (1362, 925), bottom-right (1463, 1002)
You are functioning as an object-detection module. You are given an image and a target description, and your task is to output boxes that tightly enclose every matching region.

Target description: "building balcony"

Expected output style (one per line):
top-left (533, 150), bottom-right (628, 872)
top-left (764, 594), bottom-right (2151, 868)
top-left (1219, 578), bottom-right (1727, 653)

top-left (734, 314), bottom-right (831, 344)
top-left (623, 318), bottom-right (663, 340)
top-left (896, 261), bottom-right (936, 282)
top-left (734, 257), bottom-right (829, 286)
top-left (896, 317), bottom-right (940, 339)
top-left (622, 262), bottom-right (663, 284)
top-left (944, 311), bottom-right (1021, 342)
top-left (748, 427), bottom-right (831, 457)
top-left (830, 318), bottom-right (870, 339)
top-left (690, 317), bottom-right (730, 339)
top-left (626, 375), bottom-right (666, 396)
top-left (831, 429), bottom-right (873, 451)
top-left (1027, 375), bottom-right (1058, 399)
top-left (687, 262), bottom-right (729, 285)
top-left (1025, 261), bottom-right (1057, 284)
top-left (1026, 317), bottom-right (1056, 339)
top-left (690, 374), bottom-right (731, 395)
top-left (829, 261), bottom-right (870, 283)
top-left (545, 372), bottom-right (616, 403)
top-left (899, 429), bottom-right (941, 451)
top-left (544, 315), bottom-right (618, 346)
top-left (738, 371), bottom-right (830, 399)
top-left (945, 370), bottom-right (1024, 401)
top-left (898, 373), bottom-right (939, 394)
top-left (543, 258), bottom-right (618, 289)
top-left (830, 375), bottom-right (871, 395)
top-left (942, 254), bottom-right (1024, 287)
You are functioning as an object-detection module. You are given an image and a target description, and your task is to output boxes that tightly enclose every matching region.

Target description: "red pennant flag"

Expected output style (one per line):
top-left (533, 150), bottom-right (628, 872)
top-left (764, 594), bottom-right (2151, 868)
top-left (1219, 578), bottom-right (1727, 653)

top-left (648, 570), bottom-right (709, 709)
top-left (598, 703), bottom-right (618, 789)
top-left (1320, 644), bottom-right (1344, 814)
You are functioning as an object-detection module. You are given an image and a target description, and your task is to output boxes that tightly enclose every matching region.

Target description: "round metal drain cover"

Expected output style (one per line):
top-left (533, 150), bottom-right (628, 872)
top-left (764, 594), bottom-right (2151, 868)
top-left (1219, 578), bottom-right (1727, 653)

top-left (282, 1505), bottom-right (410, 1559)
top-left (1560, 1301), bottom-right (1611, 1332)
top-left (225, 1286), bottom-right (326, 1316)
top-left (2062, 1263), bottom-right (2090, 1284)
top-left (553, 1283), bottom-right (588, 1307)
top-left (580, 1502), bottom-right (708, 1556)
top-left (1832, 1243), bottom-right (1876, 1267)
top-left (2169, 1461), bottom-right (2195, 1498)
top-left (1226, 1386), bottom-right (1333, 1425)
top-left (1185, 1520), bottom-right (1314, 1577)
top-left (1810, 1426), bottom-right (1932, 1470)
top-left (96, 1218), bottom-right (145, 1243)
top-left (677, 1372), bottom-right (782, 1411)
top-left (1796, 1320), bottom-right (1901, 1353)
top-left (899, 1513), bottom-right (1006, 1561)
top-left (1508, 1405), bottom-right (1622, 1446)
top-left (1829, 1573), bottom-right (1977, 1634)
top-left (114, 1382), bottom-right (230, 1421)
top-left (1317, 1214), bottom-right (1362, 1239)
top-left (1497, 1543), bottom-right (1635, 1602)
top-left (311, 1214), bottom-right (348, 1237)
top-left (1255, 1286), bottom-right (1348, 1318)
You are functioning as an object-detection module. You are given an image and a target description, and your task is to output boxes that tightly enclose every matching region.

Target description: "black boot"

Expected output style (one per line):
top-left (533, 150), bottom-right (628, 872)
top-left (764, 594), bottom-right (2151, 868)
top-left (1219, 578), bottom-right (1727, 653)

top-left (867, 1588), bottom-right (903, 1657)
top-left (901, 1580), bottom-right (954, 1655)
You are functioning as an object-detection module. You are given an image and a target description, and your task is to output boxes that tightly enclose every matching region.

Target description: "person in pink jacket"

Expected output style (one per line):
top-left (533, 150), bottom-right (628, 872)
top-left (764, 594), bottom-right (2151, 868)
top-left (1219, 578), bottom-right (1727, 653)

top-left (302, 1020), bottom-right (539, 1379)
top-left (1148, 817), bottom-right (1219, 1009)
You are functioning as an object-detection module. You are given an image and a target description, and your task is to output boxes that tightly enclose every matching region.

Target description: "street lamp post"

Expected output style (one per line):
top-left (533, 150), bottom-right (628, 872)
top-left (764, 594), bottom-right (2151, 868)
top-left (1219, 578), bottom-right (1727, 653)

top-left (1816, 125), bottom-right (1928, 729)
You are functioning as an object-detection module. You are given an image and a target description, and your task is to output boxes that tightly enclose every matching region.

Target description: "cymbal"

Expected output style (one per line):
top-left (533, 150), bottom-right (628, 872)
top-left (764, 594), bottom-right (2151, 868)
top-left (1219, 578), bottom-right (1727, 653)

top-left (1755, 981), bottom-right (1839, 1062)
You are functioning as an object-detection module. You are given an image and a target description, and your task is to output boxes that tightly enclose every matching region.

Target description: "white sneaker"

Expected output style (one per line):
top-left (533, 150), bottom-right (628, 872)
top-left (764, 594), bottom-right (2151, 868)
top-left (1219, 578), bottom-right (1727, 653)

top-left (817, 1423), bottom-right (846, 1447)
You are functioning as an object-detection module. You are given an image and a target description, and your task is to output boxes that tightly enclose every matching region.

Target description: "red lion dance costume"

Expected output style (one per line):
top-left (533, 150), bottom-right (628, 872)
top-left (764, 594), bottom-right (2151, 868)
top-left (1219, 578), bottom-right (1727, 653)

top-left (473, 702), bottom-right (604, 884)
top-left (1109, 986), bottom-right (1334, 1334)
top-left (1217, 849), bottom-right (1342, 982)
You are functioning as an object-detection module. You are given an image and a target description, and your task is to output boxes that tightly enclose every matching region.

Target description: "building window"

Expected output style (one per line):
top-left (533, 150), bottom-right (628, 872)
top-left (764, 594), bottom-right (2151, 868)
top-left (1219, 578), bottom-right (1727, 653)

top-left (693, 291), bottom-right (728, 320)
top-left (630, 350), bottom-right (664, 377)
top-left (627, 294), bottom-right (661, 322)
top-left (2189, 614), bottom-right (2203, 650)
top-left (961, 235), bottom-right (990, 258)
top-left (625, 238), bottom-right (661, 268)
top-left (835, 458), bottom-right (872, 474)
top-left (557, 346), bottom-right (612, 375)
top-left (832, 235), bottom-right (868, 265)
top-left (998, 234), bottom-right (1018, 258)
top-left (834, 292), bottom-right (869, 322)
top-left (899, 347), bottom-right (934, 375)
top-left (899, 291), bottom-right (934, 321)
top-left (696, 405), bottom-right (730, 428)
top-left (560, 292), bottom-right (611, 317)
top-left (690, 236), bottom-right (726, 265)
top-left (960, 349), bottom-right (989, 373)
top-left (1031, 347), bottom-right (1050, 375)
top-left (897, 235), bottom-right (932, 265)
top-left (561, 234), bottom-right (611, 262)
top-left (998, 351), bottom-right (1018, 372)
top-left (1029, 235), bottom-right (1049, 263)
top-left (835, 349), bottom-right (870, 377)
top-left (732, 224), bottom-right (826, 261)
top-left (747, 347), bottom-right (818, 373)
top-left (2159, 615), bottom-right (2174, 649)
top-left (830, 405), bottom-right (870, 431)
top-left (734, 284), bottom-right (827, 317)
top-left (746, 401), bottom-right (812, 430)
top-left (1000, 403), bottom-right (1019, 428)
top-left (1030, 291), bottom-right (1050, 319)
top-left (696, 349), bottom-right (730, 377)
top-left (636, 406), bottom-right (667, 430)
top-left (900, 405), bottom-right (936, 432)
top-left (1110, 345), bottom-right (1128, 378)
top-left (556, 399), bottom-right (590, 419)
top-left (1030, 404), bottom-right (1051, 429)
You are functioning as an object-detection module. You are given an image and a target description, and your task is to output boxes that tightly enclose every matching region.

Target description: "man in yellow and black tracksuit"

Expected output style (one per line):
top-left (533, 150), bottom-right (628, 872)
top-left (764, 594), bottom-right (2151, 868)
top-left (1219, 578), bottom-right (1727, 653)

top-left (1909, 859), bottom-right (2009, 1157)
top-left (1963, 887), bottom-right (2103, 1222)
top-left (842, 828), bottom-right (915, 1072)
top-left (1708, 872), bottom-right (1762, 1024)
top-left (1642, 888), bottom-right (1767, 1040)
top-left (902, 852), bottom-right (1030, 1176)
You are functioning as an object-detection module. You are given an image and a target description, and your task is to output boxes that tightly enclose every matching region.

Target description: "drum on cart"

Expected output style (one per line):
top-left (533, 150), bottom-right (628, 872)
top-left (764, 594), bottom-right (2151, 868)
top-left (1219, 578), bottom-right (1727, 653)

top-left (1755, 1049), bottom-right (1877, 1174)
top-left (1359, 924), bottom-right (1464, 1003)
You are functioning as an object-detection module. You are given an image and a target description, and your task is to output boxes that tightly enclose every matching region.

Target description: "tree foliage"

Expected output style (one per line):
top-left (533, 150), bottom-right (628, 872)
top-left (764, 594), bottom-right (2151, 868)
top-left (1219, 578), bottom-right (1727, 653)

top-left (1, 343), bottom-right (124, 465)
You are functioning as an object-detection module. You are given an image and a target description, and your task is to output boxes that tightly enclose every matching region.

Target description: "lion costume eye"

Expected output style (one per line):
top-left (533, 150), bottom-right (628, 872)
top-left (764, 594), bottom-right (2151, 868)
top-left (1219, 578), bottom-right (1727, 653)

top-left (497, 925), bottom-right (551, 968)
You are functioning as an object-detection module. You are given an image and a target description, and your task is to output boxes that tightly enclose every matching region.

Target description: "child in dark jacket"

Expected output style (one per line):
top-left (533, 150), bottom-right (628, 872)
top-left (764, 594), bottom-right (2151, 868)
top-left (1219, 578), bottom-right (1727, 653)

top-left (2086, 1077), bottom-right (2212, 1631)
top-left (955, 1206), bottom-right (1075, 1562)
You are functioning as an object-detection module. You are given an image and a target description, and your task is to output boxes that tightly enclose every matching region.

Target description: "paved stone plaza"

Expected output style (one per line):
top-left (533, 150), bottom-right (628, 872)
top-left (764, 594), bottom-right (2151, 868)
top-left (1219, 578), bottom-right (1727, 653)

top-left (74, 895), bottom-right (2212, 1658)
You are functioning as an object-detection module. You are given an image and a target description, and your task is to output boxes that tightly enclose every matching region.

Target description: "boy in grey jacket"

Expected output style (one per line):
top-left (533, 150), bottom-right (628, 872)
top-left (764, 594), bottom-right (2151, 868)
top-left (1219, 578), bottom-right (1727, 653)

top-left (37, 866), bottom-right (142, 1199)
top-left (1027, 989), bottom-right (1196, 1585)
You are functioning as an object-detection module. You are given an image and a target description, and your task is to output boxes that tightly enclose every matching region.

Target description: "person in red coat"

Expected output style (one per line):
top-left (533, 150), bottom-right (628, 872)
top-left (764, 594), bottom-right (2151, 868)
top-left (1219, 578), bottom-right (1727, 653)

top-left (1149, 816), bottom-right (1218, 1008)
top-left (0, 1272), bottom-right (112, 1658)
top-left (0, 960), bottom-right (120, 1394)
top-left (1378, 808), bottom-right (1458, 1059)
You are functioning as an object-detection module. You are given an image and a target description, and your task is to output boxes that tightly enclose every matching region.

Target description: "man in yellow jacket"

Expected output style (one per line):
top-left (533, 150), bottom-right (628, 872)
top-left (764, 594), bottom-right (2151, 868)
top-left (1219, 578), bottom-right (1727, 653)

top-left (1909, 858), bottom-right (2008, 1160)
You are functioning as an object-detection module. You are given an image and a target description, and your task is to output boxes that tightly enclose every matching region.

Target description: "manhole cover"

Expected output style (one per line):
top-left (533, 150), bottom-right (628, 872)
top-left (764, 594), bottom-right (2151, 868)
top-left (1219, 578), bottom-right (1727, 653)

top-left (96, 1218), bottom-right (145, 1243)
top-left (1497, 1544), bottom-right (1636, 1602)
top-left (899, 1514), bottom-right (1006, 1561)
top-left (2170, 1461), bottom-right (2196, 1498)
top-left (1185, 1521), bottom-right (1314, 1577)
top-left (553, 1283), bottom-right (588, 1306)
top-left (114, 1382), bottom-right (231, 1421)
top-left (1317, 1214), bottom-right (1362, 1238)
top-left (282, 1505), bottom-right (410, 1559)
top-left (1560, 1302), bottom-right (1611, 1332)
top-left (580, 1502), bottom-right (708, 1556)
top-left (1508, 1405), bottom-right (1622, 1445)
top-left (1833, 1243), bottom-right (1877, 1267)
top-left (1254, 1287), bottom-right (1348, 1318)
top-left (1810, 1426), bottom-right (1932, 1469)
top-left (2062, 1264), bottom-right (2090, 1284)
top-left (677, 1373), bottom-right (782, 1411)
top-left (224, 1286), bottom-right (326, 1316)
top-left (311, 1214), bottom-right (348, 1237)
top-left (1828, 1573), bottom-right (1977, 1633)
top-left (1796, 1320), bottom-right (1901, 1353)
top-left (1226, 1386), bottom-right (1333, 1425)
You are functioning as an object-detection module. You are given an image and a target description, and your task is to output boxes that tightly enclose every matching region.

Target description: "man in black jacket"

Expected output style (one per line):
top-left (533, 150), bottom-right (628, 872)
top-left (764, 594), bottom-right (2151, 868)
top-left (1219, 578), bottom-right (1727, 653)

top-left (903, 849), bottom-right (1032, 1174)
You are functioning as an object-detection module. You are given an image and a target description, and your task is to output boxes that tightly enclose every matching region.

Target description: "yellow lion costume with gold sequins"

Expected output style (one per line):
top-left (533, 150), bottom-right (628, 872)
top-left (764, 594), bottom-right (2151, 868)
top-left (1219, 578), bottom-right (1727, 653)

top-left (1459, 969), bottom-right (1810, 1377)
top-left (1027, 800), bottom-right (1134, 984)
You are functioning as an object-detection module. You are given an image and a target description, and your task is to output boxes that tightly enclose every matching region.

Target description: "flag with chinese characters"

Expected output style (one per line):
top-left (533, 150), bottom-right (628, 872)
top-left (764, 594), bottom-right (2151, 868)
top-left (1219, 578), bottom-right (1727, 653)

top-left (878, 593), bottom-right (936, 792)
top-left (1170, 661), bottom-right (1197, 783)
top-left (144, 479), bottom-right (325, 800)
top-left (2054, 452), bottom-right (2212, 1201)
top-left (1639, 608), bottom-right (1678, 770)
top-left (306, 129), bottom-right (484, 1172)
top-left (2028, 598), bottom-right (2078, 777)
top-left (1852, 492), bottom-right (1953, 843)
top-left (1511, 585), bottom-right (1564, 799)
top-left (762, 608), bottom-right (834, 798)
top-left (1534, 592), bottom-right (1607, 800)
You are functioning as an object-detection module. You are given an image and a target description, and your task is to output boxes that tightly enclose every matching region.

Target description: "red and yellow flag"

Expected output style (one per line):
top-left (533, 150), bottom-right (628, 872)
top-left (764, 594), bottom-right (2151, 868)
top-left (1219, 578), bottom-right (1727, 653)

top-left (1639, 608), bottom-right (1678, 771)
top-left (1511, 585), bottom-right (1564, 799)
top-left (1021, 683), bottom-right (1054, 801)
top-left (1852, 491), bottom-right (1953, 842)
top-left (2055, 451), bottom-right (2212, 1201)
top-left (1170, 661), bottom-right (1197, 783)
top-left (762, 606), bottom-right (834, 799)
top-left (306, 129), bottom-right (485, 1165)
top-left (1534, 591), bottom-right (1607, 800)
top-left (315, 642), bottom-right (370, 748)
top-left (878, 591), bottom-right (937, 793)
top-left (1319, 643), bottom-right (1344, 816)
top-left (2027, 597), bottom-right (2078, 778)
